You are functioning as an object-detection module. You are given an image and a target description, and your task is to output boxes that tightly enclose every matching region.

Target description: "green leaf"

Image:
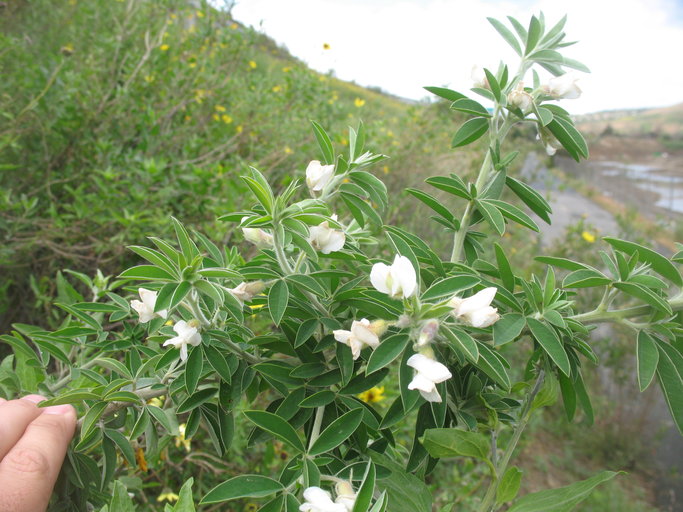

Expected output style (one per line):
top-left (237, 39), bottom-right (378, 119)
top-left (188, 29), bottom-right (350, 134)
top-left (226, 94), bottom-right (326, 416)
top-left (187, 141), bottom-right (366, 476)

top-left (493, 313), bottom-right (526, 346)
top-left (506, 471), bottom-right (620, 512)
top-left (201, 475), bottom-right (284, 504)
top-left (176, 387), bottom-right (217, 414)
top-left (495, 244), bottom-right (515, 292)
top-left (536, 256), bottom-right (590, 271)
top-left (476, 342), bottom-right (510, 389)
top-left (93, 357), bottom-right (133, 380)
top-left (476, 200), bottom-right (506, 235)
top-left (562, 269), bottom-right (611, 289)
top-left (309, 408), bottom-right (364, 456)
top-left (268, 280), bottom-right (290, 326)
top-left (369, 452), bottom-right (432, 512)
top-left (527, 318), bottom-right (570, 376)
top-left (119, 265), bottom-right (176, 281)
top-left (497, 466), bottom-right (523, 504)
top-left (603, 237), bottom-right (682, 286)
top-left (450, 98), bottom-right (491, 117)
top-left (244, 410), bottom-right (305, 452)
top-left (366, 333), bottom-right (410, 374)
top-left (487, 17), bottom-right (522, 56)
top-left (311, 121), bottom-right (335, 165)
top-left (185, 345), bottom-right (203, 394)
top-left (421, 428), bottom-right (491, 467)
top-left (655, 341), bottom-right (683, 434)
top-left (613, 282), bottom-right (672, 315)
top-left (425, 175), bottom-right (471, 200)
top-left (352, 462), bottom-right (376, 512)
top-left (109, 481), bottom-right (136, 512)
top-left (506, 177), bottom-right (552, 224)
top-left (525, 15), bottom-right (542, 55)
top-left (147, 405), bottom-right (173, 434)
top-left (483, 199), bottom-right (539, 232)
top-left (171, 217), bottom-right (200, 261)
top-left (483, 69), bottom-right (501, 102)
top-left (424, 86), bottom-right (466, 102)
top-left (406, 188), bottom-right (455, 223)
top-left (637, 331), bottom-right (659, 392)
top-left (172, 478), bottom-right (195, 512)
top-left (547, 117), bottom-right (589, 162)
top-left (443, 327), bottom-right (479, 363)
top-left (80, 401), bottom-right (108, 441)
top-left (422, 275), bottom-right (479, 301)
top-left (452, 117), bottom-right (489, 148)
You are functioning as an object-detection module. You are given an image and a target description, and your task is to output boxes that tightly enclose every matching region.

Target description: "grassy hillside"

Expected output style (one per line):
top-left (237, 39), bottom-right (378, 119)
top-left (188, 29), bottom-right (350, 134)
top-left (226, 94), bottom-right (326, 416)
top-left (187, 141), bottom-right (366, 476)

top-left (0, 0), bottom-right (462, 330)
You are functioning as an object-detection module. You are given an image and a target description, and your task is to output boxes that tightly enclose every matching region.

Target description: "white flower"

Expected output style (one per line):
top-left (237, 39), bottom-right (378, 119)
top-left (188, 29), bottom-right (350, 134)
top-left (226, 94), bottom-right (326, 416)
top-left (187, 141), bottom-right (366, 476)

top-left (299, 487), bottom-right (346, 512)
top-left (309, 215), bottom-right (345, 254)
top-left (507, 82), bottom-right (533, 112)
top-left (542, 73), bottom-right (581, 100)
top-left (130, 288), bottom-right (168, 323)
top-left (333, 318), bottom-right (383, 360)
top-left (449, 287), bottom-right (500, 328)
top-left (228, 281), bottom-right (266, 303)
top-left (306, 160), bottom-right (335, 193)
top-left (537, 130), bottom-right (563, 156)
top-left (407, 353), bottom-right (452, 402)
top-left (242, 216), bottom-right (273, 247)
top-left (471, 65), bottom-right (489, 89)
top-left (334, 481), bottom-right (356, 512)
top-left (162, 320), bottom-right (202, 361)
top-left (370, 254), bottom-right (417, 299)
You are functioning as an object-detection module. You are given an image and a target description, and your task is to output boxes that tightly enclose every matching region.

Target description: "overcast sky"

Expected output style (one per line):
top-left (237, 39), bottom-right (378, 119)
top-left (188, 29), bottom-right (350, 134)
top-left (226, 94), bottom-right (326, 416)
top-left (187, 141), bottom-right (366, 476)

top-left (229, 0), bottom-right (683, 114)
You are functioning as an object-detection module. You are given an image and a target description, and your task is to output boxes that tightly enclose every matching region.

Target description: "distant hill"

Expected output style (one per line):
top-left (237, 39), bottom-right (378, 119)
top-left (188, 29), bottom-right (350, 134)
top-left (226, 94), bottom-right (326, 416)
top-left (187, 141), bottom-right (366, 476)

top-left (576, 103), bottom-right (683, 138)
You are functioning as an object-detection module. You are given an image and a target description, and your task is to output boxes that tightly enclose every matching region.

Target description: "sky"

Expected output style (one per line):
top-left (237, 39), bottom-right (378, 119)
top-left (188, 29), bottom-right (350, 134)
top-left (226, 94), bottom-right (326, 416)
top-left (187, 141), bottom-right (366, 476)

top-left (227, 0), bottom-right (683, 114)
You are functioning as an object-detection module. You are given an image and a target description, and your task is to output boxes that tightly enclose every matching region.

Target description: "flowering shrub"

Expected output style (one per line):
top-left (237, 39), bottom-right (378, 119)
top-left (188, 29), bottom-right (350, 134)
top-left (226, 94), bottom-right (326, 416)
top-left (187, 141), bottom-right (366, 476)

top-left (2, 12), bottom-right (682, 512)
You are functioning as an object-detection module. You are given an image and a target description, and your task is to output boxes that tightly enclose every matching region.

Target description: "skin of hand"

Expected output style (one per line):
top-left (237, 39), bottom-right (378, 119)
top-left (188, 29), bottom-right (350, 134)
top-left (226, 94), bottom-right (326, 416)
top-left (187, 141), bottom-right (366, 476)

top-left (0, 395), bottom-right (77, 512)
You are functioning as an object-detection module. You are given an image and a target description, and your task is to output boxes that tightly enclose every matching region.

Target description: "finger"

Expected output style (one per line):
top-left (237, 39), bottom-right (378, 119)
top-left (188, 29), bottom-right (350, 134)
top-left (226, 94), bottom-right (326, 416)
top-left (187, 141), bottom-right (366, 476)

top-left (0, 404), bottom-right (76, 512)
top-left (0, 395), bottom-right (46, 460)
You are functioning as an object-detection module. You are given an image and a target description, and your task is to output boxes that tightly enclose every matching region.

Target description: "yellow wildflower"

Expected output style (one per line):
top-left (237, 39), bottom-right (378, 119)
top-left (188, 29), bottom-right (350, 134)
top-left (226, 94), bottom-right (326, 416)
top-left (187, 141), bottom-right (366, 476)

top-left (184, 115), bottom-right (192, 122)
top-left (382, 165), bottom-right (389, 175)
top-left (157, 491), bottom-right (180, 503)
top-left (60, 43), bottom-right (74, 57)
top-left (319, 75), bottom-right (327, 82)
top-left (170, 13), bottom-right (177, 19)
top-left (248, 60), bottom-right (257, 69)
top-left (212, 113), bottom-right (220, 122)
top-left (284, 146), bottom-right (293, 154)
top-left (244, 504), bottom-right (259, 512)
top-left (230, 22), bottom-right (239, 29)
top-left (188, 61), bottom-right (197, 68)
top-left (582, 231), bottom-right (596, 243)
top-left (358, 386), bottom-right (385, 404)
top-left (341, 137), bottom-right (348, 146)
top-left (282, 66), bottom-right (292, 73)
top-left (68, 0), bottom-right (76, 4)
top-left (165, 319), bottom-right (174, 326)
top-left (196, 10), bottom-right (204, 18)
top-left (323, 43), bottom-right (331, 50)
top-left (354, 98), bottom-right (365, 108)
top-left (135, 447), bottom-right (148, 472)
top-left (215, 105), bottom-right (226, 112)
top-left (272, 85), bottom-right (282, 93)
top-left (222, 114), bottom-right (233, 124)
top-left (160, 44), bottom-right (170, 51)
top-left (175, 423), bottom-right (191, 452)
top-left (236, 125), bottom-right (243, 134)
top-left (144, 74), bottom-right (155, 83)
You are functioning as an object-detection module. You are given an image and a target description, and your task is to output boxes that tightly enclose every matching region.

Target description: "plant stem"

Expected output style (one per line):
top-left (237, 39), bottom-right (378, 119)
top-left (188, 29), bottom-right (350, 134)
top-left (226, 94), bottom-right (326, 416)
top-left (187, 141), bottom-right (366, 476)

top-left (570, 293), bottom-right (683, 324)
top-left (211, 332), bottom-right (261, 364)
top-left (477, 369), bottom-right (545, 512)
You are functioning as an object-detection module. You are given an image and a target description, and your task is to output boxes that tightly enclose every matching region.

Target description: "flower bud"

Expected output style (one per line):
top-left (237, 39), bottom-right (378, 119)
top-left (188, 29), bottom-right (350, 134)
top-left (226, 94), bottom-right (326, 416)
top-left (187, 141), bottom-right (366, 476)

top-left (229, 281), bottom-right (266, 303)
top-left (305, 160), bottom-right (335, 194)
top-left (417, 319), bottom-right (439, 347)
top-left (507, 82), bottom-right (533, 112)
top-left (242, 217), bottom-right (274, 247)
top-left (471, 65), bottom-right (490, 89)
top-left (309, 216), bottom-right (345, 254)
top-left (335, 481), bottom-right (356, 511)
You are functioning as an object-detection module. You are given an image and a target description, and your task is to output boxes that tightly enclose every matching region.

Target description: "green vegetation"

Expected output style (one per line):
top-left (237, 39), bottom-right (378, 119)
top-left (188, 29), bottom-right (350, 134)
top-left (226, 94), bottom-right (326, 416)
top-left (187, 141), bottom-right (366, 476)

top-left (0, 3), bottom-right (677, 511)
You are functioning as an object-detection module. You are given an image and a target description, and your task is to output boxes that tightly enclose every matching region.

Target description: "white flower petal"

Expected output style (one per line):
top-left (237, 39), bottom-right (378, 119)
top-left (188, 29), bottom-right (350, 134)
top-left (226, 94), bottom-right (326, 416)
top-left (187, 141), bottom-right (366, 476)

top-left (370, 262), bottom-right (391, 294)
top-left (419, 387), bottom-right (443, 403)
top-left (408, 373), bottom-right (436, 393)
top-left (393, 255), bottom-right (417, 298)
top-left (458, 287), bottom-right (497, 316)
top-left (333, 329), bottom-right (352, 344)
top-left (179, 343), bottom-right (188, 361)
top-left (467, 306), bottom-right (499, 328)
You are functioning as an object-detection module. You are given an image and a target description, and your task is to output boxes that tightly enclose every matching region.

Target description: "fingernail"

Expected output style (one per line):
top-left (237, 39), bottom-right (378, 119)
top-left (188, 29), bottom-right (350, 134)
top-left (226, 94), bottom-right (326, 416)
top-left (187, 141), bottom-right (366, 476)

top-left (43, 404), bottom-right (75, 415)
top-left (22, 394), bottom-right (46, 404)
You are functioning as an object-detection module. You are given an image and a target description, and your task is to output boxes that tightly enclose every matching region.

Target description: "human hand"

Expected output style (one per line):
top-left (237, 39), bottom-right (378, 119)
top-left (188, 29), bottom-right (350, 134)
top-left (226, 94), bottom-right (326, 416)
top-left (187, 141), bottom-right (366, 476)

top-left (0, 395), bottom-right (77, 512)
